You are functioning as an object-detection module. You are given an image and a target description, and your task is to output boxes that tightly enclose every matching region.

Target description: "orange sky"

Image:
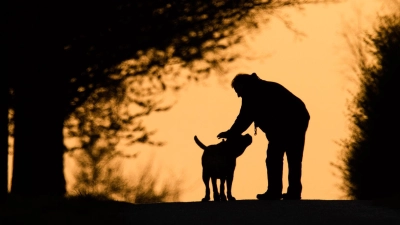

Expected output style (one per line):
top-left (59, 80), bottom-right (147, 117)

top-left (8, 0), bottom-right (388, 201)
top-left (111, 0), bottom-right (385, 202)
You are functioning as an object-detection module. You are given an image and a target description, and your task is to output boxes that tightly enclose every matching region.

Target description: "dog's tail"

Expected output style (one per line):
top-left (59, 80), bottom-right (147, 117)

top-left (194, 135), bottom-right (207, 150)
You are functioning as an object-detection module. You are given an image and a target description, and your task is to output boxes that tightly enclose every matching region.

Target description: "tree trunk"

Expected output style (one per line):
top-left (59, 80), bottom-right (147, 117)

top-left (8, 2), bottom-right (68, 197)
top-left (10, 38), bottom-right (67, 197)
top-left (11, 81), bottom-right (67, 197)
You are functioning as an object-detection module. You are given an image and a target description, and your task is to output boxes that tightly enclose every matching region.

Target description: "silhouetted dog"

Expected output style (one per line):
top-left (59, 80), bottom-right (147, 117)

top-left (194, 134), bottom-right (252, 201)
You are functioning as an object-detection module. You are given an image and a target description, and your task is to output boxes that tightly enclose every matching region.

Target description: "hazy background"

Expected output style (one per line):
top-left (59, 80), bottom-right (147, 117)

top-left (8, 0), bottom-right (388, 202)
top-left (119, 0), bottom-right (386, 202)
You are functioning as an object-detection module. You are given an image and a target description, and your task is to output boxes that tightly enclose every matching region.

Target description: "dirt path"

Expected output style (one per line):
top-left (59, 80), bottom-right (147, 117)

top-left (120, 200), bottom-right (400, 225)
top-left (4, 199), bottom-right (400, 224)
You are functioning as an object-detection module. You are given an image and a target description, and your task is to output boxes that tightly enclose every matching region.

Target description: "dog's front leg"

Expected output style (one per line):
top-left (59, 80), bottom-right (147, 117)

top-left (226, 173), bottom-right (236, 201)
top-left (219, 178), bottom-right (227, 201)
top-left (211, 178), bottom-right (220, 201)
top-left (202, 172), bottom-right (211, 202)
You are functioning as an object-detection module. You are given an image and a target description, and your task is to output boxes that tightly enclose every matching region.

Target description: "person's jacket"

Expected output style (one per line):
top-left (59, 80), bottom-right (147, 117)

top-left (228, 80), bottom-right (310, 140)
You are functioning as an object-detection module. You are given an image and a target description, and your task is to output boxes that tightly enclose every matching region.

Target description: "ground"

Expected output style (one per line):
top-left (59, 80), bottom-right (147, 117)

top-left (2, 196), bottom-right (400, 225)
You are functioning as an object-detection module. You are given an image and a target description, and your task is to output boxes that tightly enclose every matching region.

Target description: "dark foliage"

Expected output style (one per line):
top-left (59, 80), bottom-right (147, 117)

top-left (336, 8), bottom-right (400, 200)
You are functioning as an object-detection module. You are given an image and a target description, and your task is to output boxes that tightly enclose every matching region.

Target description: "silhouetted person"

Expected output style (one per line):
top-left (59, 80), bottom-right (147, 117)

top-left (218, 73), bottom-right (310, 200)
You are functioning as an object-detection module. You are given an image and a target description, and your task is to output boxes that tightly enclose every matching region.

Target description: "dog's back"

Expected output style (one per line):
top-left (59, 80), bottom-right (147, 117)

top-left (194, 135), bottom-right (252, 178)
top-left (200, 141), bottom-right (230, 179)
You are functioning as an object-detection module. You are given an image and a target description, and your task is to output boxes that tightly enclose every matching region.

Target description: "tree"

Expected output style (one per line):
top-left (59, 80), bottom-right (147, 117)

top-left (8, 0), bottom-right (340, 197)
top-left (64, 83), bottom-right (181, 203)
top-left (336, 2), bottom-right (400, 200)
top-left (70, 151), bottom-right (182, 203)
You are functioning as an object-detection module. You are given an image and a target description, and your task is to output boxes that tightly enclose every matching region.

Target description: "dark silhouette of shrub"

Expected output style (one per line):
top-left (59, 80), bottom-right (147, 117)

top-left (335, 5), bottom-right (400, 200)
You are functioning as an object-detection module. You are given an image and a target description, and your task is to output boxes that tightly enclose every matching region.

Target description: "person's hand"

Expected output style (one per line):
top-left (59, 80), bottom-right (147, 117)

top-left (217, 131), bottom-right (229, 139)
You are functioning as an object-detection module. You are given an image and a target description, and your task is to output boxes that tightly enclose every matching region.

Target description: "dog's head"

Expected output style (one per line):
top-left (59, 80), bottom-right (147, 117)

top-left (223, 133), bottom-right (252, 157)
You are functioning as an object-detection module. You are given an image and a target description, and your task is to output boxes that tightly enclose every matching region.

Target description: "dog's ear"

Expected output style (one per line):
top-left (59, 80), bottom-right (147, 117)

top-left (250, 73), bottom-right (259, 80)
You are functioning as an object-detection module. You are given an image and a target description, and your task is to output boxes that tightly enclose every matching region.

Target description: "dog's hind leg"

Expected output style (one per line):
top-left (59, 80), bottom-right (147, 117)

top-left (211, 177), bottom-right (220, 201)
top-left (226, 173), bottom-right (236, 201)
top-left (219, 178), bottom-right (227, 201)
top-left (202, 172), bottom-right (211, 202)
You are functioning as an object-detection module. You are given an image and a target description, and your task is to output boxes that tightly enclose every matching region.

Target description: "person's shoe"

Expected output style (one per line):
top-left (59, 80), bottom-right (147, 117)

top-left (256, 191), bottom-right (282, 200)
top-left (281, 193), bottom-right (301, 200)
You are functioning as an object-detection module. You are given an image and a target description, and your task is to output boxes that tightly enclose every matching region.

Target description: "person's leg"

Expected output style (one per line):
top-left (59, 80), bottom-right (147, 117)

top-left (284, 135), bottom-right (305, 199)
top-left (257, 140), bottom-right (285, 200)
top-left (284, 120), bottom-right (308, 200)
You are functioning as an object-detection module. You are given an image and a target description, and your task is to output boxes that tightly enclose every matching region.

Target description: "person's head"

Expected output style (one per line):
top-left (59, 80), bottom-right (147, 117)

top-left (231, 72), bottom-right (260, 97)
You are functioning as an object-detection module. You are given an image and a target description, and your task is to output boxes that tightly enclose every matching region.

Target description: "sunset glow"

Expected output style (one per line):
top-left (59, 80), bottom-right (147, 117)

top-left (8, 0), bottom-right (389, 202)
top-left (114, 0), bottom-right (385, 202)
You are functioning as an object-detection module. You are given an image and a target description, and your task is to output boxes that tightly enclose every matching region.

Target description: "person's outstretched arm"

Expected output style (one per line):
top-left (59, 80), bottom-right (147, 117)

top-left (227, 98), bottom-right (253, 136)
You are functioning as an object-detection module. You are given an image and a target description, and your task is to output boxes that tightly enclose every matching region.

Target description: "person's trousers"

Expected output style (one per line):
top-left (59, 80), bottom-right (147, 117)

top-left (265, 120), bottom-right (309, 196)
